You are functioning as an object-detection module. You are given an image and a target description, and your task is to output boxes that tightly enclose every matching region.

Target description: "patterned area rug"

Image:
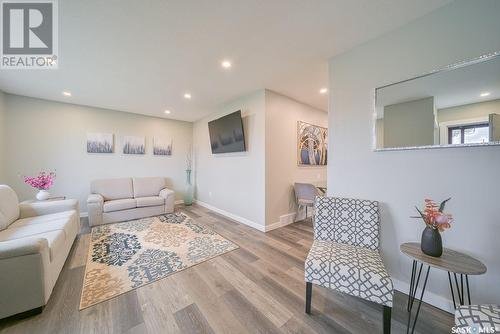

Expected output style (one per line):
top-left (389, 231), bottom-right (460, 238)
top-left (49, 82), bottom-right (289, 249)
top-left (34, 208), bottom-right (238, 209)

top-left (80, 212), bottom-right (238, 309)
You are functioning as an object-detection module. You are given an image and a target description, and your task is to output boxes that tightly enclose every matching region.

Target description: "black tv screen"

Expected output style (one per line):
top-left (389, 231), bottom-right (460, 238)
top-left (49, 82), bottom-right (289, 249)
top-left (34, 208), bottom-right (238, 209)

top-left (208, 110), bottom-right (246, 154)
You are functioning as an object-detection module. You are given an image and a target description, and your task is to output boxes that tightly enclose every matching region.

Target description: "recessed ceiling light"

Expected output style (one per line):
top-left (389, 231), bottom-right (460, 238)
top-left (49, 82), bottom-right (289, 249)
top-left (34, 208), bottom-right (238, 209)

top-left (480, 92), bottom-right (490, 97)
top-left (221, 60), bottom-right (232, 68)
top-left (62, 91), bottom-right (72, 96)
top-left (164, 110), bottom-right (171, 114)
top-left (184, 93), bottom-right (192, 99)
top-left (319, 88), bottom-right (328, 94)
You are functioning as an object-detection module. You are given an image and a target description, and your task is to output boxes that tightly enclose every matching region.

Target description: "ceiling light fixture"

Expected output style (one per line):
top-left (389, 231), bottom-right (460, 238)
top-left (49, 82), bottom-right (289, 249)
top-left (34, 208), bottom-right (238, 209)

top-left (221, 60), bottom-right (232, 69)
top-left (184, 93), bottom-right (192, 99)
top-left (164, 110), bottom-right (171, 114)
top-left (319, 88), bottom-right (328, 94)
top-left (62, 91), bottom-right (72, 96)
top-left (480, 92), bottom-right (490, 97)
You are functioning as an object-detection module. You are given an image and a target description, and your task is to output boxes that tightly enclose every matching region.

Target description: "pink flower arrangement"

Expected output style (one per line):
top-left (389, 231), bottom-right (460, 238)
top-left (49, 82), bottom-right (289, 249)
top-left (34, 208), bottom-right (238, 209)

top-left (412, 198), bottom-right (453, 232)
top-left (23, 171), bottom-right (56, 190)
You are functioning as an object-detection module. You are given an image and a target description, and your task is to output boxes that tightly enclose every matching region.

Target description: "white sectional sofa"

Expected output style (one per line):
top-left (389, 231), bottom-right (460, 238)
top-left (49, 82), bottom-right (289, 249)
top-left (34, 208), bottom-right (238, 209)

top-left (0, 185), bottom-right (80, 319)
top-left (87, 177), bottom-right (175, 227)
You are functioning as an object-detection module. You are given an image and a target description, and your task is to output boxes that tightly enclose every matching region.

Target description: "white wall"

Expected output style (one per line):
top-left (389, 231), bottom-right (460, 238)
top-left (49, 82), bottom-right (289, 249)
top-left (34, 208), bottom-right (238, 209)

top-left (4, 94), bottom-right (193, 212)
top-left (265, 90), bottom-right (327, 227)
top-left (0, 91), bottom-right (6, 183)
top-left (193, 90), bottom-right (266, 230)
top-left (328, 0), bottom-right (500, 311)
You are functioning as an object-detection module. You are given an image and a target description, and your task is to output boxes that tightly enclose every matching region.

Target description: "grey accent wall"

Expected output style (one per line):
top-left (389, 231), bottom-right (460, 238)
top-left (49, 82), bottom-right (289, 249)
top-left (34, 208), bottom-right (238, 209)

top-left (328, 0), bottom-right (500, 311)
top-left (193, 90), bottom-right (267, 229)
top-left (3, 94), bottom-right (193, 212)
top-left (383, 97), bottom-right (435, 148)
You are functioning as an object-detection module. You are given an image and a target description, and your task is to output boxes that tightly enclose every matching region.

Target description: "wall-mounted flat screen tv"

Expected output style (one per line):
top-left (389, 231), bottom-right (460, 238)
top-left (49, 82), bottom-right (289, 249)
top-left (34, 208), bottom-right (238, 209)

top-left (208, 110), bottom-right (246, 154)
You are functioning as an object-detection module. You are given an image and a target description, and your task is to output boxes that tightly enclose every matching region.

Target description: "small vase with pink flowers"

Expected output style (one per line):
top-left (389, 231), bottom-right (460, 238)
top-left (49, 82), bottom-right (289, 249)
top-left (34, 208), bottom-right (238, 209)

top-left (23, 170), bottom-right (56, 201)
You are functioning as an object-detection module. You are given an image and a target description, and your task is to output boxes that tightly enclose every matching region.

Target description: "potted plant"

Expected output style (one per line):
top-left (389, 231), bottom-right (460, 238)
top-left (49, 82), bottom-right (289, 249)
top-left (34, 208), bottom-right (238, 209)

top-left (23, 170), bottom-right (56, 201)
top-left (412, 198), bottom-right (453, 257)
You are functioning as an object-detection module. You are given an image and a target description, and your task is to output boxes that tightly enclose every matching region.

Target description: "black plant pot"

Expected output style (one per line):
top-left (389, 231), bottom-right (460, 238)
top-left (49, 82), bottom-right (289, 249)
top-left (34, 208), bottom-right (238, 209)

top-left (421, 226), bottom-right (443, 257)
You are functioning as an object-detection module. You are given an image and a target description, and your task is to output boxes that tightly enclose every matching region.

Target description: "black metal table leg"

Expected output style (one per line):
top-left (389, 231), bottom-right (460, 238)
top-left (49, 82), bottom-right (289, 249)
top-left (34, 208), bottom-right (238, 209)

top-left (448, 272), bottom-right (472, 307)
top-left (407, 260), bottom-right (417, 312)
top-left (466, 275), bottom-right (471, 304)
top-left (406, 261), bottom-right (431, 334)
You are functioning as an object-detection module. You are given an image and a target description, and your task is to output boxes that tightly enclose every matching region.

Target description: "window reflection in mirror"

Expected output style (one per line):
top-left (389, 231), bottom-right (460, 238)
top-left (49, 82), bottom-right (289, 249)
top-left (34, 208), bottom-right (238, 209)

top-left (374, 54), bottom-right (500, 150)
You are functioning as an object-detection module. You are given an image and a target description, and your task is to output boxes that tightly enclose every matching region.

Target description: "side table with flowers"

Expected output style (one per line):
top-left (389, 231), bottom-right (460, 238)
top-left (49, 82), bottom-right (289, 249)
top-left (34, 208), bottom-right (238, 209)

top-left (23, 170), bottom-right (56, 201)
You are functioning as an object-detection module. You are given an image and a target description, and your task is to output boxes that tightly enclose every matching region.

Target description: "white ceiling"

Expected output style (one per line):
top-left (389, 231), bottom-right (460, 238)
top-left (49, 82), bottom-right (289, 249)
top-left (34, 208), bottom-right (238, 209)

top-left (376, 55), bottom-right (500, 115)
top-left (0, 0), bottom-right (451, 122)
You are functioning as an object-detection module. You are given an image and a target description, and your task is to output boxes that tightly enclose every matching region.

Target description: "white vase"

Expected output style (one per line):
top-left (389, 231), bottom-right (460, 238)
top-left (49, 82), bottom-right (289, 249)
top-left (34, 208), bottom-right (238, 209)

top-left (36, 190), bottom-right (50, 201)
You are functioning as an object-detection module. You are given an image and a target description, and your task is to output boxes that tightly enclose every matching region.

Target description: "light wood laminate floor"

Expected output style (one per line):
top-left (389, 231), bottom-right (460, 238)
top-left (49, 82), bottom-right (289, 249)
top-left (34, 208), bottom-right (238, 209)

top-left (0, 204), bottom-right (454, 334)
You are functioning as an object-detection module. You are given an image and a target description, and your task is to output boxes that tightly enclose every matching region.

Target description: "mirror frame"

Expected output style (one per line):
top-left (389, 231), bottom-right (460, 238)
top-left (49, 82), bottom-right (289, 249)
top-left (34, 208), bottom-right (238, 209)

top-left (373, 51), bottom-right (500, 152)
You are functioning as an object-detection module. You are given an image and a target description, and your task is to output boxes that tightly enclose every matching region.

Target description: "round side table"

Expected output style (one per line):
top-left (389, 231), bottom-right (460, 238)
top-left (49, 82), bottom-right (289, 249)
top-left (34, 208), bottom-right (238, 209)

top-left (400, 242), bottom-right (486, 334)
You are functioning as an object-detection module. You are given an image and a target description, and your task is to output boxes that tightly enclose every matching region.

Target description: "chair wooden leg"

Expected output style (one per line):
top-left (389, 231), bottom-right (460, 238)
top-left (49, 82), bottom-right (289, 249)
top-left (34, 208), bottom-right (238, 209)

top-left (305, 282), bottom-right (312, 314)
top-left (383, 305), bottom-right (391, 334)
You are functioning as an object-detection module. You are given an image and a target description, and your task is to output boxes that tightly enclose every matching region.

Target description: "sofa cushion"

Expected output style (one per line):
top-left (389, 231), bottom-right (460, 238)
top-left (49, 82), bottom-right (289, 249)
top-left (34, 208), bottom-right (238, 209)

top-left (0, 185), bottom-right (20, 231)
top-left (91, 178), bottom-right (133, 201)
top-left (103, 199), bottom-right (136, 213)
top-left (132, 177), bottom-right (166, 198)
top-left (136, 196), bottom-right (164, 208)
top-left (12, 211), bottom-right (75, 228)
top-left (0, 219), bottom-right (75, 242)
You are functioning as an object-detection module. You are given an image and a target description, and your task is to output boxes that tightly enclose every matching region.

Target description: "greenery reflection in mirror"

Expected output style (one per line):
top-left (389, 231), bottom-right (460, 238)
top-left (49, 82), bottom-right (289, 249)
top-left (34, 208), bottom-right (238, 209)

top-left (374, 53), bottom-right (500, 150)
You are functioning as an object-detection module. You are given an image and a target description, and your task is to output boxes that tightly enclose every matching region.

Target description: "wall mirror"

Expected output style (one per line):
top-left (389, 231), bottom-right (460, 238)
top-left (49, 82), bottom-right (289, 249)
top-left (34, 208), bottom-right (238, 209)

top-left (374, 52), bottom-right (500, 151)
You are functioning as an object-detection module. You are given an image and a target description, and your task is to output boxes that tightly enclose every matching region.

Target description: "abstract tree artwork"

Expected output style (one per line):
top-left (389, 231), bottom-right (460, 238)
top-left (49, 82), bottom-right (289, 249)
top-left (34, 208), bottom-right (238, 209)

top-left (123, 136), bottom-right (145, 154)
top-left (153, 137), bottom-right (173, 156)
top-left (297, 121), bottom-right (328, 166)
top-left (87, 133), bottom-right (114, 153)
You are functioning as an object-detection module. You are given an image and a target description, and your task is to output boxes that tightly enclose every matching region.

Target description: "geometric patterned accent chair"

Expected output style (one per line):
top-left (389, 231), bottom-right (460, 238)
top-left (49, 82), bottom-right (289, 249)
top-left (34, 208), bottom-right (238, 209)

top-left (305, 197), bottom-right (394, 334)
top-left (455, 305), bottom-right (500, 331)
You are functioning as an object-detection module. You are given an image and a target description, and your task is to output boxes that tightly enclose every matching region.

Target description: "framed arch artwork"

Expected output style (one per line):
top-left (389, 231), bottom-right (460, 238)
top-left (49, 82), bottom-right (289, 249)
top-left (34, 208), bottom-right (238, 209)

top-left (297, 121), bottom-right (328, 166)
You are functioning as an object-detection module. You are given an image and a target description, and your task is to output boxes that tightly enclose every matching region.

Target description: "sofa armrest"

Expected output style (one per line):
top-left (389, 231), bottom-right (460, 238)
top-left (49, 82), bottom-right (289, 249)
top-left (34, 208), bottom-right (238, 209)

top-left (19, 199), bottom-right (80, 219)
top-left (0, 237), bottom-right (50, 318)
top-left (159, 188), bottom-right (174, 199)
top-left (159, 188), bottom-right (175, 213)
top-left (0, 237), bottom-right (49, 260)
top-left (87, 194), bottom-right (104, 227)
top-left (87, 194), bottom-right (104, 205)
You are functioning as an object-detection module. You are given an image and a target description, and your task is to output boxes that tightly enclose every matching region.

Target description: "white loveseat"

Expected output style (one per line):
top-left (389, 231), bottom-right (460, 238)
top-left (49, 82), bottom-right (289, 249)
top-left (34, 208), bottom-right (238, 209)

top-left (87, 177), bottom-right (175, 227)
top-left (0, 185), bottom-right (80, 319)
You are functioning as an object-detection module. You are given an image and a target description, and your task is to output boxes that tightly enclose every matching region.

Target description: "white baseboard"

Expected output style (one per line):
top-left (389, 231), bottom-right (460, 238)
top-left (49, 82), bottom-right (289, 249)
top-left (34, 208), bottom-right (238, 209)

top-left (392, 278), bottom-right (454, 313)
top-left (175, 200), bottom-right (184, 205)
top-left (194, 200), bottom-right (266, 232)
top-left (267, 212), bottom-right (297, 231)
